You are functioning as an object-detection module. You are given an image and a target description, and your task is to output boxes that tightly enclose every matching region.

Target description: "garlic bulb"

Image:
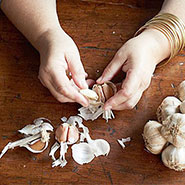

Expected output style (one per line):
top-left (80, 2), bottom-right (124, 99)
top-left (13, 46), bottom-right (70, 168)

top-left (156, 96), bottom-right (181, 123)
top-left (178, 80), bottom-right (185, 101)
top-left (162, 145), bottom-right (185, 171)
top-left (180, 101), bottom-right (185, 114)
top-left (161, 113), bottom-right (185, 147)
top-left (143, 121), bottom-right (167, 154)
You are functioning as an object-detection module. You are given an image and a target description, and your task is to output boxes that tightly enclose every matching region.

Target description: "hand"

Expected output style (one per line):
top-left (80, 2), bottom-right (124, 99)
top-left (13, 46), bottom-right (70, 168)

top-left (97, 29), bottom-right (171, 110)
top-left (37, 28), bottom-right (89, 106)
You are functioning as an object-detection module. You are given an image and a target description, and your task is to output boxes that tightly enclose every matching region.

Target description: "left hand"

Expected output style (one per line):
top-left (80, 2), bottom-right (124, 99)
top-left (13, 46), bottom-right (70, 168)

top-left (97, 29), bottom-right (171, 110)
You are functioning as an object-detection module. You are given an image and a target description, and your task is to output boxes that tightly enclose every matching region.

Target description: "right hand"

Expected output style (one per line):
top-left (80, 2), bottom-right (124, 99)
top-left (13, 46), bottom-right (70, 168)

top-left (37, 28), bottom-right (89, 107)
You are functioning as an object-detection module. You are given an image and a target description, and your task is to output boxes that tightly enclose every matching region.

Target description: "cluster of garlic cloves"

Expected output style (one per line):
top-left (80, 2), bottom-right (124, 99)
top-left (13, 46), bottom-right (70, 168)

top-left (78, 81), bottom-right (117, 122)
top-left (49, 116), bottom-right (110, 167)
top-left (0, 118), bottom-right (53, 158)
top-left (143, 80), bottom-right (185, 171)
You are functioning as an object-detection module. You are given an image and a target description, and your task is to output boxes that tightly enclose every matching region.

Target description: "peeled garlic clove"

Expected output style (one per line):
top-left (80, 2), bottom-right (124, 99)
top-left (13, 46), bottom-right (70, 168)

top-left (180, 101), bottom-right (185, 113)
top-left (89, 139), bottom-right (110, 157)
top-left (71, 143), bottom-right (95, 165)
top-left (162, 145), bottom-right (185, 171)
top-left (67, 125), bottom-right (79, 144)
top-left (55, 123), bottom-right (69, 143)
top-left (143, 121), bottom-right (167, 154)
top-left (161, 113), bottom-right (185, 147)
top-left (178, 81), bottom-right (185, 101)
top-left (80, 89), bottom-right (98, 101)
top-left (156, 96), bottom-right (181, 123)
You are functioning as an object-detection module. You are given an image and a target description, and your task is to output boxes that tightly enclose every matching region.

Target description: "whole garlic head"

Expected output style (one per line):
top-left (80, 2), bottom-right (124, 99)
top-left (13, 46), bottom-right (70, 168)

top-left (143, 121), bottom-right (167, 154)
top-left (161, 113), bottom-right (185, 147)
top-left (156, 96), bottom-right (181, 123)
top-left (162, 145), bottom-right (185, 171)
top-left (178, 80), bottom-right (185, 101)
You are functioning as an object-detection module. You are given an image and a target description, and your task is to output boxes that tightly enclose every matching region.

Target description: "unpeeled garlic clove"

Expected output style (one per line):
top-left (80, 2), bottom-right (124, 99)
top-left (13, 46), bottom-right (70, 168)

top-left (178, 80), bottom-right (185, 101)
top-left (55, 123), bottom-right (69, 143)
top-left (67, 125), bottom-right (79, 144)
top-left (102, 81), bottom-right (117, 101)
top-left (161, 113), bottom-right (185, 147)
top-left (156, 96), bottom-right (181, 123)
top-left (180, 101), bottom-right (185, 114)
top-left (143, 120), bottom-right (167, 154)
top-left (71, 143), bottom-right (95, 165)
top-left (162, 145), bottom-right (185, 171)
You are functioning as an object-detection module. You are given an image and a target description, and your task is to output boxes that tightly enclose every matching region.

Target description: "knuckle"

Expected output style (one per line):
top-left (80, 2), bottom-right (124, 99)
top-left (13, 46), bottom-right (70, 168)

top-left (56, 85), bottom-right (68, 95)
top-left (120, 89), bottom-right (132, 99)
top-left (140, 79), bottom-right (150, 89)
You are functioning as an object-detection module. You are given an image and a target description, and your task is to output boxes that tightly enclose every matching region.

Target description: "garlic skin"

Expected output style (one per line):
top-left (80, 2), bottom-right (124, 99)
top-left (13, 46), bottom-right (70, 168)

top-left (143, 121), bottom-right (167, 154)
top-left (180, 101), bottom-right (185, 114)
top-left (178, 80), bottom-right (185, 101)
top-left (161, 113), bottom-right (185, 147)
top-left (156, 96), bottom-right (181, 123)
top-left (71, 143), bottom-right (95, 165)
top-left (162, 145), bottom-right (185, 171)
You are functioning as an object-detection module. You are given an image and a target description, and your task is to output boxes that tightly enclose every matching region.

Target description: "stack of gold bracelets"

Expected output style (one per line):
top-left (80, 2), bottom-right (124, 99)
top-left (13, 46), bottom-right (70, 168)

top-left (135, 13), bottom-right (185, 67)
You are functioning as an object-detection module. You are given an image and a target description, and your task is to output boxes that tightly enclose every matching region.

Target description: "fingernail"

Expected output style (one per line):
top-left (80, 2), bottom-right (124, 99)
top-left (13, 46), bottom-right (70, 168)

top-left (97, 76), bottom-right (103, 83)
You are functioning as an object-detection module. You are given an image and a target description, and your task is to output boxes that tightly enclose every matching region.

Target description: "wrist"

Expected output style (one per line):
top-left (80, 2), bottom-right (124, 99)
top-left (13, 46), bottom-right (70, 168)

top-left (35, 27), bottom-right (67, 55)
top-left (136, 28), bottom-right (171, 65)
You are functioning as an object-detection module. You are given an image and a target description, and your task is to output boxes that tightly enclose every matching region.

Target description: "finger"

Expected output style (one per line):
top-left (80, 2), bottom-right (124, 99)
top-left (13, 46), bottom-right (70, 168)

top-left (104, 69), bottom-right (140, 110)
top-left (50, 67), bottom-right (89, 107)
top-left (42, 78), bottom-right (74, 103)
top-left (86, 79), bottom-right (95, 88)
top-left (112, 90), bottom-right (143, 111)
top-left (96, 50), bottom-right (127, 84)
top-left (66, 54), bottom-right (88, 89)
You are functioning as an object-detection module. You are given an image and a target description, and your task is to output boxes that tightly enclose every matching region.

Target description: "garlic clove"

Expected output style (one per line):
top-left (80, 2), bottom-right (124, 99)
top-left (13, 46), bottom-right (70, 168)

top-left (156, 96), bottom-right (181, 123)
top-left (162, 145), bottom-right (185, 171)
top-left (71, 143), bottom-right (95, 165)
top-left (92, 84), bottom-right (105, 103)
top-left (161, 113), bottom-right (185, 147)
top-left (180, 101), bottom-right (185, 113)
top-left (178, 80), bottom-right (185, 101)
top-left (55, 123), bottom-right (69, 143)
top-left (67, 125), bottom-right (79, 144)
top-left (102, 82), bottom-right (116, 101)
top-left (80, 89), bottom-right (99, 101)
top-left (143, 121), bottom-right (167, 154)
top-left (89, 139), bottom-right (110, 157)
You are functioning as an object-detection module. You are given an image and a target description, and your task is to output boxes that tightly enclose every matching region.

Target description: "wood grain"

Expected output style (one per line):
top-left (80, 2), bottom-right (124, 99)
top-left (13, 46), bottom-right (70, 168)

top-left (0, 0), bottom-right (185, 184)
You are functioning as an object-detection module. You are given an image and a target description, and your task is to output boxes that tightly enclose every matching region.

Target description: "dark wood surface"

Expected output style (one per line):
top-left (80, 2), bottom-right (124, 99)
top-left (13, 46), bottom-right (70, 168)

top-left (0, 0), bottom-right (185, 184)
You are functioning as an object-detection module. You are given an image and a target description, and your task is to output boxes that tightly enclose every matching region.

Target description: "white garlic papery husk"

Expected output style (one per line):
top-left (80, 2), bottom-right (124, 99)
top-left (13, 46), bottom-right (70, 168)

top-left (162, 145), bottom-right (185, 171)
top-left (156, 96), bottom-right (181, 123)
top-left (71, 143), bottom-right (95, 165)
top-left (79, 81), bottom-right (117, 122)
top-left (178, 80), bottom-right (185, 101)
top-left (0, 118), bottom-right (53, 158)
top-left (161, 113), bottom-right (185, 147)
top-left (117, 137), bottom-right (131, 149)
top-left (143, 121), bottom-right (167, 154)
top-left (180, 101), bottom-right (185, 114)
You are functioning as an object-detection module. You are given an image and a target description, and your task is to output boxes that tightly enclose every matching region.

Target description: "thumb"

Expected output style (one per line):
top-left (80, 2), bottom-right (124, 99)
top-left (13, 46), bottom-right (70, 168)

top-left (66, 54), bottom-right (88, 89)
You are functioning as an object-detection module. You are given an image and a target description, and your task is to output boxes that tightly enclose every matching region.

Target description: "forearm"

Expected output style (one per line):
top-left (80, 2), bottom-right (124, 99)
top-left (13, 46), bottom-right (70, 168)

top-left (160, 0), bottom-right (185, 23)
top-left (1, 0), bottom-right (63, 51)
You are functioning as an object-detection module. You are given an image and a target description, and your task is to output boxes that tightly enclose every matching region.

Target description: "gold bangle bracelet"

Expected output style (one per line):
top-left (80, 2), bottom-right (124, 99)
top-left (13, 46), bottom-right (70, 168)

top-left (135, 13), bottom-right (185, 67)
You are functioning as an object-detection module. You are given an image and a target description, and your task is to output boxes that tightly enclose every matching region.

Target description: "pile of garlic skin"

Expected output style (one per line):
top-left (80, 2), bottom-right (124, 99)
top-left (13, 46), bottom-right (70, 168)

top-left (49, 116), bottom-right (110, 168)
top-left (143, 80), bottom-right (185, 171)
top-left (0, 118), bottom-right (53, 158)
top-left (79, 81), bottom-right (117, 122)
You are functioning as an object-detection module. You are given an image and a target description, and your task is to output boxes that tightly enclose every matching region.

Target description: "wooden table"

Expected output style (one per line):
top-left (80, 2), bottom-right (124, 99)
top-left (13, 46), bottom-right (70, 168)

top-left (0, 0), bottom-right (185, 184)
